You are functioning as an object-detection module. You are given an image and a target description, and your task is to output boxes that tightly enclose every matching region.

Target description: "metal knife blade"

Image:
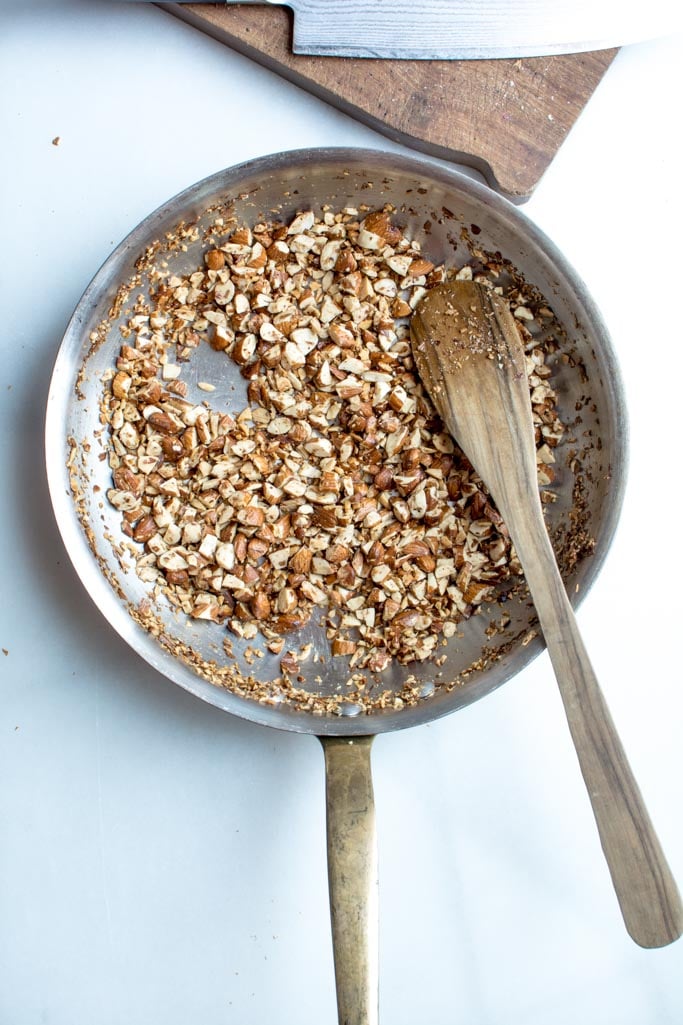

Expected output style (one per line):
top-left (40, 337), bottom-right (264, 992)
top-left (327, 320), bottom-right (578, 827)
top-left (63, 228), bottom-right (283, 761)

top-left (151, 1), bottom-right (682, 60)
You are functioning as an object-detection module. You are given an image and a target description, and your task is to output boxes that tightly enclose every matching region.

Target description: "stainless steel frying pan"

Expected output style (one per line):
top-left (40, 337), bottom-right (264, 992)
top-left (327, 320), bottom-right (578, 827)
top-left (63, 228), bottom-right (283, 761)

top-left (45, 148), bottom-right (627, 1024)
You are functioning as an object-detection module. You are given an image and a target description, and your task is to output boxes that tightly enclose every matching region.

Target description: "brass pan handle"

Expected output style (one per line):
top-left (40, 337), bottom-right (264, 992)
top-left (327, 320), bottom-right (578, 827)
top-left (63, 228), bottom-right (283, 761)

top-left (320, 736), bottom-right (378, 1025)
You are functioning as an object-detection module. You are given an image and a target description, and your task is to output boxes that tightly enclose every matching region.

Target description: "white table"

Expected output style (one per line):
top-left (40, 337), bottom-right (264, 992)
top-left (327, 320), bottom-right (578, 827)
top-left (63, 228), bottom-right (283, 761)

top-left (1, 4), bottom-right (682, 1023)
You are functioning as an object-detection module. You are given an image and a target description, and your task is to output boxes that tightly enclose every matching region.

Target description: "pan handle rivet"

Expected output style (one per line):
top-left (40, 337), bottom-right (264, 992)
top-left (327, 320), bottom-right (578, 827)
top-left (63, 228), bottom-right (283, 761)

top-left (339, 702), bottom-right (363, 717)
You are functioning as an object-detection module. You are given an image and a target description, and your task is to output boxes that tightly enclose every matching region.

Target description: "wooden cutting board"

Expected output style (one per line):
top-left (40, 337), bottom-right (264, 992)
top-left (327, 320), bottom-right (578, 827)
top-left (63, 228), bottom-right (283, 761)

top-left (158, 3), bottom-right (617, 202)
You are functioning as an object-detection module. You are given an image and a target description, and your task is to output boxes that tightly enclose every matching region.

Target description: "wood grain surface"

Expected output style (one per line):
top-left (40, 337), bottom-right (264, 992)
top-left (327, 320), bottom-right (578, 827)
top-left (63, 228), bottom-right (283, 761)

top-left (158, 3), bottom-right (617, 202)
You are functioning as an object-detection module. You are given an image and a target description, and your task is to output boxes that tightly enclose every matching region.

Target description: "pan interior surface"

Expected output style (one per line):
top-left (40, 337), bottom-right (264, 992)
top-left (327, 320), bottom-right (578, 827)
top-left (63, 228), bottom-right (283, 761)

top-left (45, 148), bottom-right (627, 736)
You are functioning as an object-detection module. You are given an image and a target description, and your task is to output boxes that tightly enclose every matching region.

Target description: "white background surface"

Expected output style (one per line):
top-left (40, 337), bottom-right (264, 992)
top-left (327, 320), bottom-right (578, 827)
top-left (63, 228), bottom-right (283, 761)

top-left (1, 3), bottom-right (682, 1023)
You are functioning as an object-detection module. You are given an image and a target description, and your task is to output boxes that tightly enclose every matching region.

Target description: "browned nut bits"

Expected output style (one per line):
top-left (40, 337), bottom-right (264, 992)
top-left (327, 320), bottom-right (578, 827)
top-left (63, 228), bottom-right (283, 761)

top-left (103, 205), bottom-right (563, 671)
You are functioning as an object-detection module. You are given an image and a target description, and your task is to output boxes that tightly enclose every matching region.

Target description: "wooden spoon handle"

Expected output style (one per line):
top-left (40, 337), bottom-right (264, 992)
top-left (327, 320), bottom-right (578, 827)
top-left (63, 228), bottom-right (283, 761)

top-left (412, 280), bottom-right (681, 946)
top-left (517, 524), bottom-right (683, 948)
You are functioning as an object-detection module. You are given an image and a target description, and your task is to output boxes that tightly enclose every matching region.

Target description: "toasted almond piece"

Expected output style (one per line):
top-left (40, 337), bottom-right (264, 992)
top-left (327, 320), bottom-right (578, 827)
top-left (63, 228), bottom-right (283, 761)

top-left (409, 258), bottom-right (434, 276)
top-left (290, 547), bottom-right (312, 574)
top-left (277, 587), bottom-right (298, 614)
top-left (362, 211), bottom-right (395, 240)
top-left (147, 411), bottom-right (182, 436)
top-left (233, 335), bottom-right (257, 365)
top-left (267, 416), bottom-right (292, 436)
top-left (205, 249), bottom-right (226, 270)
top-left (283, 340), bottom-right (306, 368)
top-left (237, 506), bottom-right (265, 528)
top-left (300, 580), bottom-right (327, 604)
top-left (251, 592), bottom-right (271, 619)
top-left (332, 638), bottom-right (357, 656)
top-left (112, 371), bottom-right (131, 399)
top-left (133, 515), bottom-right (156, 543)
top-left (287, 211), bottom-right (315, 234)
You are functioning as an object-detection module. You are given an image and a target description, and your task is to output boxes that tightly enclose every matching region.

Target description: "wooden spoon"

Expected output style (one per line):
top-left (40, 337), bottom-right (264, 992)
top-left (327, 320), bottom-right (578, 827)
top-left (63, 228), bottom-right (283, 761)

top-left (411, 280), bottom-right (682, 948)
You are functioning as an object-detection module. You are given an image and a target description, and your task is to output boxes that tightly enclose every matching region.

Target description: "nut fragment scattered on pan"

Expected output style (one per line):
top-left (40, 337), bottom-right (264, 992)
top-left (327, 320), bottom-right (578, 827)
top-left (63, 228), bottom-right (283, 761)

top-left (103, 206), bottom-right (564, 672)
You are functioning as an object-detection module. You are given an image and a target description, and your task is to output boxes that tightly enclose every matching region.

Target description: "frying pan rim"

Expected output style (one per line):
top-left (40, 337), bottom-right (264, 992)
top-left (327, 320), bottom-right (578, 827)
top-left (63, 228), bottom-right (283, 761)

top-left (44, 146), bottom-right (629, 737)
